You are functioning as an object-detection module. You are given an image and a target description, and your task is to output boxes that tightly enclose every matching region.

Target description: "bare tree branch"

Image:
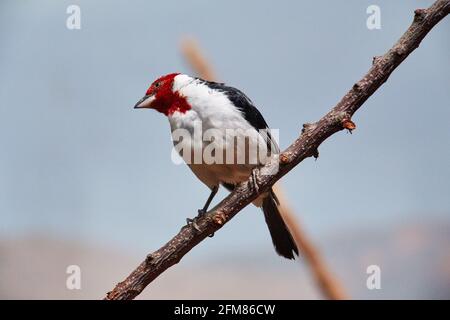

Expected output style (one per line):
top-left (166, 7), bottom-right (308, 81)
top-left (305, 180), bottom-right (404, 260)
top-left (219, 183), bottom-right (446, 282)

top-left (105, 0), bottom-right (450, 300)
top-left (181, 38), bottom-right (348, 299)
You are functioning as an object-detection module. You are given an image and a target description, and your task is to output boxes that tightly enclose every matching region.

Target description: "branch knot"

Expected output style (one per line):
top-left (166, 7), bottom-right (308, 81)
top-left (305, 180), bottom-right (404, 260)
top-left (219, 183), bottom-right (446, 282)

top-left (279, 153), bottom-right (291, 164)
top-left (342, 119), bottom-right (356, 133)
top-left (213, 211), bottom-right (227, 225)
top-left (372, 56), bottom-right (382, 65)
top-left (414, 8), bottom-right (427, 21)
top-left (302, 122), bottom-right (317, 135)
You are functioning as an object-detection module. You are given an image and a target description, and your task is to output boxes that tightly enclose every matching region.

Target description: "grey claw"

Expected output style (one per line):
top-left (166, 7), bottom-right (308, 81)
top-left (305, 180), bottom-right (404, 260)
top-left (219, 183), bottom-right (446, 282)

top-left (186, 217), bottom-right (201, 232)
top-left (186, 214), bottom-right (213, 237)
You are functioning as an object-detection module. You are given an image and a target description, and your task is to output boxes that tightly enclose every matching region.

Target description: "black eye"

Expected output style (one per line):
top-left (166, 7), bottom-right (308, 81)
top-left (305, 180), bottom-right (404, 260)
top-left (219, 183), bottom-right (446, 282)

top-left (154, 82), bottom-right (161, 88)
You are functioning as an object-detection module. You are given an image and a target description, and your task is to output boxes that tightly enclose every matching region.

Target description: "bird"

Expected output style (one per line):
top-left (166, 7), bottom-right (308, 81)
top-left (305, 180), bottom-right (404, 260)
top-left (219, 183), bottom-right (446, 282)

top-left (134, 73), bottom-right (298, 259)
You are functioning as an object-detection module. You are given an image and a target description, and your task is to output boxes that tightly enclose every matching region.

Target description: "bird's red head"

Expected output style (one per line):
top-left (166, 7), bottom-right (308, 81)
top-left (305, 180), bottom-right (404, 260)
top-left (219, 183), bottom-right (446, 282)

top-left (134, 73), bottom-right (191, 116)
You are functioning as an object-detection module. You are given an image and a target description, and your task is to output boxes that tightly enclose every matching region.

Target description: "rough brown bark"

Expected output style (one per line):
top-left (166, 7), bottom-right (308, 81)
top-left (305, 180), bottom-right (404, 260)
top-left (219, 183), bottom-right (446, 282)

top-left (105, 0), bottom-right (450, 300)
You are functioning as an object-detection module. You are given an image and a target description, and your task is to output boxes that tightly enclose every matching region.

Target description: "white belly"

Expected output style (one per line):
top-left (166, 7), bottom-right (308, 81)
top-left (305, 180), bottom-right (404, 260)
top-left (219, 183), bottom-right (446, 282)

top-left (168, 109), bottom-right (267, 188)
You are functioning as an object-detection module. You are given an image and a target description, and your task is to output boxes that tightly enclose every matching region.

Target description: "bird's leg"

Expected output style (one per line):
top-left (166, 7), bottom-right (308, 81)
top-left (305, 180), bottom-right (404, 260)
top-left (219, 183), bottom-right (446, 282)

top-left (197, 185), bottom-right (219, 216)
top-left (250, 167), bottom-right (260, 194)
top-left (185, 186), bottom-right (219, 236)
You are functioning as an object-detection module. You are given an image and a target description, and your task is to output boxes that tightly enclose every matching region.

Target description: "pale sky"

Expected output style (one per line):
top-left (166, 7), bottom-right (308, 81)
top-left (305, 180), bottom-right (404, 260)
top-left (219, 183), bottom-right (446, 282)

top-left (1, 0), bottom-right (449, 260)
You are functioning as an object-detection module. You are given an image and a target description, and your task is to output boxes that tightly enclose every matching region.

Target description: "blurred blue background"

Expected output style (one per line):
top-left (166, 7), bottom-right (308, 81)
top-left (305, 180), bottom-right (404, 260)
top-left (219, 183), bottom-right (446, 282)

top-left (0, 0), bottom-right (449, 299)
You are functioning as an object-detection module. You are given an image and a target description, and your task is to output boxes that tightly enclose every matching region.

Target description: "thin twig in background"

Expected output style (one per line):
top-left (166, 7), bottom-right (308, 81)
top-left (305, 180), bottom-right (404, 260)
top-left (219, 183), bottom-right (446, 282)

top-left (105, 0), bottom-right (450, 300)
top-left (180, 37), bottom-right (348, 300)
top-left (274, 186), bottom-right (348, 299)
top-left (180, 38), bottom-right (217, 82)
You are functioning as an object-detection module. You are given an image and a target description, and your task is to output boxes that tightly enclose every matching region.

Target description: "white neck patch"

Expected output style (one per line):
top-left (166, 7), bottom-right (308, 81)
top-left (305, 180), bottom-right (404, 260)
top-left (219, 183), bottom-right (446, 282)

top-left (173, 74), bottom-right (195, 92)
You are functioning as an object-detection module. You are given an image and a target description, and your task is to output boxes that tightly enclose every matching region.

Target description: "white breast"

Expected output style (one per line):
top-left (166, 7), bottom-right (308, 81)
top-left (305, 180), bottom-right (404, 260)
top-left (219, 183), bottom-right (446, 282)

top-left (168, 75), bottom-right (267, 187)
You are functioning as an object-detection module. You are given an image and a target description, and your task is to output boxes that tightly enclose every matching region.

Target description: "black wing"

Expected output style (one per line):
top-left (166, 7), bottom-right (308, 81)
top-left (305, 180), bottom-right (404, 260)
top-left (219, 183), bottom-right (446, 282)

top-left (199, 79), bottom-right (279, 153)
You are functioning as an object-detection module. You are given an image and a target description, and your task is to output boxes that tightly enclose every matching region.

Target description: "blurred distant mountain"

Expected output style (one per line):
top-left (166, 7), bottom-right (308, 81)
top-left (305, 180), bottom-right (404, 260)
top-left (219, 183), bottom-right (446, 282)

top-left (1, 218), bottom-right (449, 299)
top-left (322, 219), bottom-right (450, 299)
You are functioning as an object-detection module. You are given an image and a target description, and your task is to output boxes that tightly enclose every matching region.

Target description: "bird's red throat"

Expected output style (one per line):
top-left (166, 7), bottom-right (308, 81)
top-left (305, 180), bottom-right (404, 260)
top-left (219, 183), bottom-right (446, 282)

top-left (146, 73), bottom-right (191, 116)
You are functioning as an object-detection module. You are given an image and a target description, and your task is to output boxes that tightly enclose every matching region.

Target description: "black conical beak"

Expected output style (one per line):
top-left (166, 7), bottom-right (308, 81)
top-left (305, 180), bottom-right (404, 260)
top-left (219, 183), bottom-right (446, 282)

top-left (134, 94), bottom-right (154, 109)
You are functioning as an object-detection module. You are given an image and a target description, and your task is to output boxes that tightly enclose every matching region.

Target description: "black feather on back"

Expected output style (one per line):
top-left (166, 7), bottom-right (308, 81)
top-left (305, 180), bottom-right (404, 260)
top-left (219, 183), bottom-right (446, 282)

top-left (198, 79), bottom-right (279, 153)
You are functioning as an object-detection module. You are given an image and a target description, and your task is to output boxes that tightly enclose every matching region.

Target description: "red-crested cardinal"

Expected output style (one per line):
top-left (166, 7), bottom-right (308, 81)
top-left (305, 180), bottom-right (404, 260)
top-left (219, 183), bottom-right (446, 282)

top-left (134, 73), bottom-right (298, 259)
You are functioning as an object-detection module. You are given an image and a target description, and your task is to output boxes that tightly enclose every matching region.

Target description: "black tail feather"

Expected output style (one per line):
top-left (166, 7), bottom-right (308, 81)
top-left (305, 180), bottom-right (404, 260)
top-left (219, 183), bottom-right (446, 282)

top-left (262, 190), bottom-right (299, 259)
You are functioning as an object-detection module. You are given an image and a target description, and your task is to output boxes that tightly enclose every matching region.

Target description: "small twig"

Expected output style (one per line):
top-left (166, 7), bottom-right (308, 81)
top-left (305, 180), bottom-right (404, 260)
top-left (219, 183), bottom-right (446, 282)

top-left (181, 38), bottom-right (217, 82)
top-left (105, 0), bottom-right (450, 300)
